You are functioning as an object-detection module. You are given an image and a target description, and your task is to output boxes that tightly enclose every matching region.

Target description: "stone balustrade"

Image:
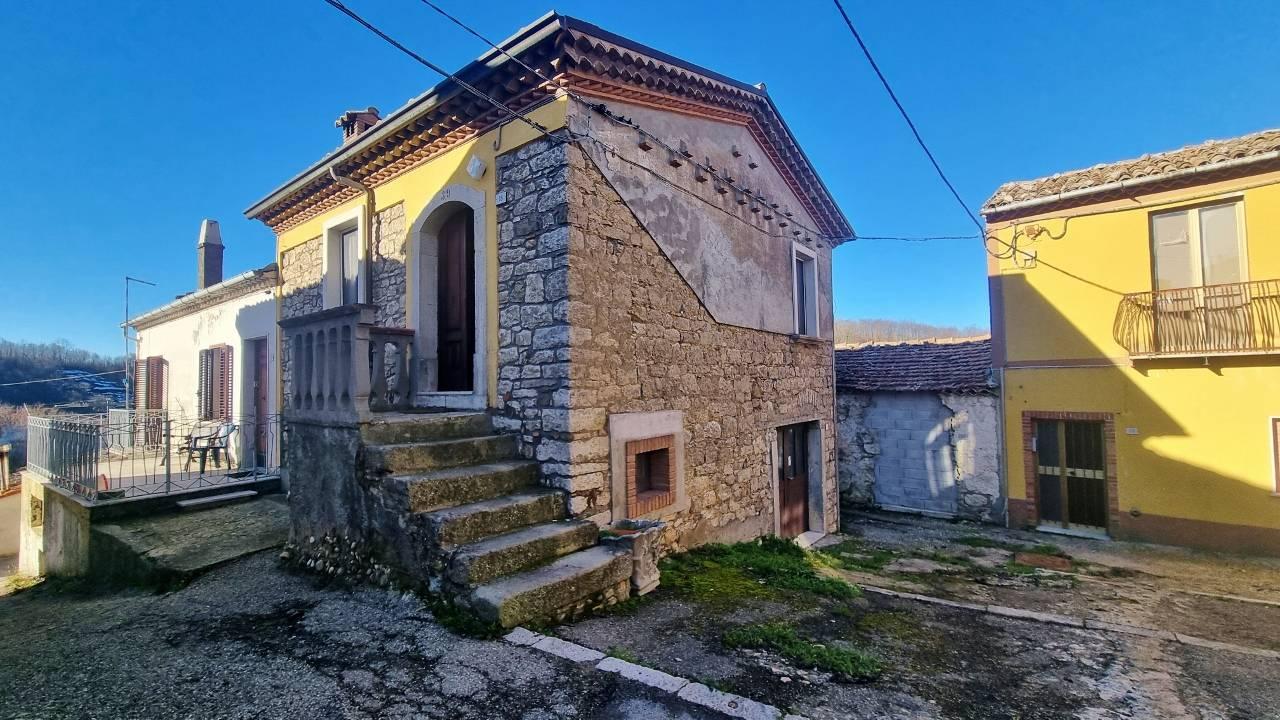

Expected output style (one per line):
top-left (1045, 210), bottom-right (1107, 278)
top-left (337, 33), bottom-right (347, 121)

top-left (280, 305), bottom-right (415, 424)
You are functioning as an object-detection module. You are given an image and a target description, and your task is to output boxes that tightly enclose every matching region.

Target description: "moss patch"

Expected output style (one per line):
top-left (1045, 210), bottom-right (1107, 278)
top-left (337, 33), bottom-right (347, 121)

top-left (661, 537), bottom-right (859, 608)
top-left (816, 538), bottom-right (897, 572)
top-left (427, 599), bottom-right (504, 640)
top-left (607, 646), bottom-right (640, 664)
top-left (724, 622), bottom-right (882, 681)
top-left (856, 610), bottom-right (921, 640)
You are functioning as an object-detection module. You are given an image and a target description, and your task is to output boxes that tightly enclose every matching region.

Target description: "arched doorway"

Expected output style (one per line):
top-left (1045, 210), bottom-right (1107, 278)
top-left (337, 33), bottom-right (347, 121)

top-left (435, 207), bottom-right (474, 392)
top-left (407, 185), bottom-right (488, 409)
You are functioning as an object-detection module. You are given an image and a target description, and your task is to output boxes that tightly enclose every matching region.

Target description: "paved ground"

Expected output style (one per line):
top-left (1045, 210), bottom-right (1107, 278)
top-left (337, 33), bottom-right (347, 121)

top-left (0, 553), bottom-right (725, 720)
top-left (555, 513), bottom-right (1280, 720)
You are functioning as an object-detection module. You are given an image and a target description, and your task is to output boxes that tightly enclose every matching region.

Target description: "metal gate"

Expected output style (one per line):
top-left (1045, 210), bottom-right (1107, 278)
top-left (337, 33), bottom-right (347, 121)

top-left (1035, 419), bottom-right (1108, 532)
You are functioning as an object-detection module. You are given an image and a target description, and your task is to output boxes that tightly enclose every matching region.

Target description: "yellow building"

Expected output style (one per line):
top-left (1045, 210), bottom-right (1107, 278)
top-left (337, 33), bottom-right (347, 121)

top-left (984, 129), bottom-right (1280, 554)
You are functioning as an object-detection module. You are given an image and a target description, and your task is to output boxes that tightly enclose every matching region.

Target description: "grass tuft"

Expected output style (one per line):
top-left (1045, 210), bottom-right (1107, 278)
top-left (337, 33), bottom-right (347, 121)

top-left (607, 646), bottom-right (640, 664)
top-left (661, 537), bottom-right (859, 607)
top-left (724, 622), bottom-right (882, 681)
top-left (816, 539), bottom-right (897, 572)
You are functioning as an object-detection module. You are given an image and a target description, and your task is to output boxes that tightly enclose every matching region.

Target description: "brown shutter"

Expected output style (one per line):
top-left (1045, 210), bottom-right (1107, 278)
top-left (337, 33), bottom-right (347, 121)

top-left (217, 345), bottom-right (233, 422)
top-left (146, 357), bottom-right (167, 411)
top-left (198, 349), bottom-right (212, 420)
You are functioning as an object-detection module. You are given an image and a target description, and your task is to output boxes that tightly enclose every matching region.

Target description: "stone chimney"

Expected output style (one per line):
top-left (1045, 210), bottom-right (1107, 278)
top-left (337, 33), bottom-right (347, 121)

top-left (335, 106), bottom-right (381, 145)
top-left (196, 219), bottom-right (224, 290)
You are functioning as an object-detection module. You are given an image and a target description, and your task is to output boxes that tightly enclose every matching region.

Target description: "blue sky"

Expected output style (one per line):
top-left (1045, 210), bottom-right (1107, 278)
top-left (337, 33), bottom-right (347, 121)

top-left (3, 0), bottom-right (1278, 356)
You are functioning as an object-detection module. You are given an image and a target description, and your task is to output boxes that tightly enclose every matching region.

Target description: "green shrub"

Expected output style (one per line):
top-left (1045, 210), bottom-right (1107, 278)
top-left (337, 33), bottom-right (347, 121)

top-left (724, 622), bottom-right (881, 681)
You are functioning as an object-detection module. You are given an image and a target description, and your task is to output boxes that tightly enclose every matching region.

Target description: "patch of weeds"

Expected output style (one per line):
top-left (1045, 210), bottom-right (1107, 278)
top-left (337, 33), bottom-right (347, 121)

top-left (699, 677), bottom-right (735, 693)
top-left (427, 599), bottom-right (504, 640)
top-left (1030, 543), bottom-right (1067, 557)
top-left (955, 535), bottom-right (1028, 552)
top-left (914, 550), bottom-right (974, 568)
top-left (1004, 562), bottom-right (1038, 576)
top-left (600, 591), bottom-right (655, 617)
top-left (607, 646), bottom-right (640, 664)
top-left (661, 537), bottom-right (858, 608)
top-left (724, 622), bottom-right (882, 682)
top-left (832, 603), bottom-right (859, 619)
top-left (817, 539), bottom-right (897, 572)
top-left (856, 610), bottom-right (920, 640)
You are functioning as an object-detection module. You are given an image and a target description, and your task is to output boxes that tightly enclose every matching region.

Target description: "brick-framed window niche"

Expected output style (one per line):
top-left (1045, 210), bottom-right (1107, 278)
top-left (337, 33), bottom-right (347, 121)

top-left (1020, 411), bottom-right (1120, 533)
top-left (625, 435), bottom-right (675, 516)
top-left (608, 411), bottom-right (688, 523)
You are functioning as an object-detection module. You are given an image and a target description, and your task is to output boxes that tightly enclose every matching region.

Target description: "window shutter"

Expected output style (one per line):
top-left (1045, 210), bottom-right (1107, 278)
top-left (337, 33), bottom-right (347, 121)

top-left (217, 345), bottom-right (233, 422)
top-left (146, 357), bottom-right (167, 411)
top-left (198, 349), bottom-right (212, 420)
top-left (134, 359), bottom-right (148, 410)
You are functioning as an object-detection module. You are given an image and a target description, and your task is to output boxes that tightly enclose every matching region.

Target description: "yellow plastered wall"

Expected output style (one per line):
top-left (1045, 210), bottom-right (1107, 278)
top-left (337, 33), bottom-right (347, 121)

top-left (273, 98), bottom-right (570, 408)
top-left (990, 173), bottom-right (1280, 530)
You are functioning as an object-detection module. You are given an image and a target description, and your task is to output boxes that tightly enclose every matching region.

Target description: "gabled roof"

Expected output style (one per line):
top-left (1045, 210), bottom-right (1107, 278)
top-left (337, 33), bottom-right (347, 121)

top-left (244, 13), bottom-right (852, 241)
top-left (835, 338), bottom-right (994, 394)
top-left (128, 264), bottom-right (278, 331)
top-left (983, 128), bottom-right (1280, 220)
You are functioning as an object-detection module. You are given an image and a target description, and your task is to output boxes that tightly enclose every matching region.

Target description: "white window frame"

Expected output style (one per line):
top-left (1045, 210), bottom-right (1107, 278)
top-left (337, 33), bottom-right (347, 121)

top-left (1149, 199), bottom-right (1248, 290)
top-left (322, 205), bottom-right (367, 308)
top-left (791, 242), bottom-right (819, 337)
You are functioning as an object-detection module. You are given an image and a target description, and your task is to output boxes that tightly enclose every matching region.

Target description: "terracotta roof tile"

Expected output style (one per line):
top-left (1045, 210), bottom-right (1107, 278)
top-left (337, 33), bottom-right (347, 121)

top-left (983, 128), bottom-right (1280, 215)
top-left (835, 339), bottom-right (993, 394)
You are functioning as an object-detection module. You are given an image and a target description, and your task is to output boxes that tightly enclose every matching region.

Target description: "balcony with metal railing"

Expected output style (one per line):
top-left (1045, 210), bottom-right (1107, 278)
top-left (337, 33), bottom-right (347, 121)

top-left (1114, 278), bottom-right (1280, 358)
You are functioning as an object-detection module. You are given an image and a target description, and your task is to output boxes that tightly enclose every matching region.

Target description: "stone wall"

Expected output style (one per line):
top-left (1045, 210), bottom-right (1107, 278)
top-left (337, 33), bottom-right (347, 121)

top-left (492, 136), bottom-right (573, 490)
top-left (562, 146), bottom-right (838, 548)
top-left (279, 236), bottom-right (323, 397)
top-left (372, 202), bottom-right (407, 329)
top-left (836, 390), bottom-right (1002, 523)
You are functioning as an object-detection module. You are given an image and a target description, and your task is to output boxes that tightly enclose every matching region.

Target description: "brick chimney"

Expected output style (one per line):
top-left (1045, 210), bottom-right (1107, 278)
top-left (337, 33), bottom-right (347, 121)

top-left (335, 106), bottom-right (381, 145)
top-left (196, 219), bottom-right (224, 290)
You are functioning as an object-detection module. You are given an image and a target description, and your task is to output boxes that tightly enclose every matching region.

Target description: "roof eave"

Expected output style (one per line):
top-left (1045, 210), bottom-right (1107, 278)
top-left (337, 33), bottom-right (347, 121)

top-left (243, 11), bottom-right (566, 221)
top-left (127, 264), bottom-right (278, 330)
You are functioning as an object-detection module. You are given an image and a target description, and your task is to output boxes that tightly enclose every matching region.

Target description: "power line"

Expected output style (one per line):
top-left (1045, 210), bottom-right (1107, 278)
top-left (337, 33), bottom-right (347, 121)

top-left (855, 233), bottom-right (980, 242)
top-left (830, 0), bottom-right (984, 237)
top-left (320, 0), bottom-right (559, 143)
top-left (0, 370), bottom-right (125, 387)
top-left (413, 0), bottom-right (844, 244)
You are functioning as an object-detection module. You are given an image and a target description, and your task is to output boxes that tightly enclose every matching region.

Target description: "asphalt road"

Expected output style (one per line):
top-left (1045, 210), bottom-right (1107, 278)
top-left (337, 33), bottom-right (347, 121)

top-left (0, 552), bottom-right (724, 720)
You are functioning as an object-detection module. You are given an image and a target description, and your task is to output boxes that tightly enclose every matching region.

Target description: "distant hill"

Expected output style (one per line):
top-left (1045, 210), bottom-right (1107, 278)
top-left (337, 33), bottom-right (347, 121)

top-left (0, 339), bottom-right (126, 408)
top-left (834, 318), bottom-right (988, 346)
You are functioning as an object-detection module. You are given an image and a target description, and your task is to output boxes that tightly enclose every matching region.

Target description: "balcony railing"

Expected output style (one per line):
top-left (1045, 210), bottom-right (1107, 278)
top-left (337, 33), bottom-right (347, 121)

top-left (1114, 278), bottom-right (1280, 357)
top-left (279, 304), bottom-right (414, 424)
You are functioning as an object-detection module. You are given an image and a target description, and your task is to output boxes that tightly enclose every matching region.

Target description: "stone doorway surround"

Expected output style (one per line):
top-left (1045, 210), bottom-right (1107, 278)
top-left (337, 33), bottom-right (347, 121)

top-left (769, 416), bottom-right (828, 545)
top-left (608, 411), bottom-right (688, 525)
top-left (407, 183), bottom-right (489, 409)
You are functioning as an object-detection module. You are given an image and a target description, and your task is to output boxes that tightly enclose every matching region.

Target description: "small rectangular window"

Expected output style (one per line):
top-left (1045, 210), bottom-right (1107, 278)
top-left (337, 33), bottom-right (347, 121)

top-left (341, 227), bottom-right (360, 305)
top-left (793, 246), bottom-right (818, 336)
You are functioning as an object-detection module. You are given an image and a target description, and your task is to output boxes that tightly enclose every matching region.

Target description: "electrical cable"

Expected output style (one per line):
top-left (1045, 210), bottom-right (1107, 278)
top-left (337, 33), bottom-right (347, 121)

top-left (0, 370), bottom-right (125, 387)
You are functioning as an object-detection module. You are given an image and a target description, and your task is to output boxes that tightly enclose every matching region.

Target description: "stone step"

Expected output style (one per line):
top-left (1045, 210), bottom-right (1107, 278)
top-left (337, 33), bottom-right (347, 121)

top-left (366, 434), bottom-right (517, 474)
top-left (425, 489), bottom-right (566, 547)
top-left (448, 520), bottom-right (600, 588)
top-left (174, 489), bottom-right (259, 512)
top-left (388, 461), bottom-right (540, 513)
top-left (470, 545), bottom-right (633, 628)
top-left (360, 411), bottom-right (492, 445)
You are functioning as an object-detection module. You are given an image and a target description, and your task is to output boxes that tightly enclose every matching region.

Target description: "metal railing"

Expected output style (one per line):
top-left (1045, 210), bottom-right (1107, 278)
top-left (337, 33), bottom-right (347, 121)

top-left (1114, 278), bottom-right (1280, 357)
top-left (280, 304), bottom-right (414, 424)
top-left (26, 411), bottom-right (281, 502)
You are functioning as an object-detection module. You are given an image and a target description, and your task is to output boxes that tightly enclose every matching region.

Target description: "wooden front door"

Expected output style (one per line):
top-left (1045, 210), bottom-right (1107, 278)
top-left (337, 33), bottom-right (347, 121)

top-left (437, 209), bottom-right (475, 392)
top-left (778, 424), bottom-right (809, 538)
top-left (251, 338), bottom-right (269, 467)
top-left (1035, 419), bottom-right (1108, 531)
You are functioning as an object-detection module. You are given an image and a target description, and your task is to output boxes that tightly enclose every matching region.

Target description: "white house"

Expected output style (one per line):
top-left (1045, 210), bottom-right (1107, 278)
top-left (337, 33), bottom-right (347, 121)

top-left (129, 220), bottom-right (279, 469)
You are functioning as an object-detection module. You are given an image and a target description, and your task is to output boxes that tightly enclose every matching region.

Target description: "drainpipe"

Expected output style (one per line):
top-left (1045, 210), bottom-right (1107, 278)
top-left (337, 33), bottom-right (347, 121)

top-left (329, 167), bottom-right (377, 306)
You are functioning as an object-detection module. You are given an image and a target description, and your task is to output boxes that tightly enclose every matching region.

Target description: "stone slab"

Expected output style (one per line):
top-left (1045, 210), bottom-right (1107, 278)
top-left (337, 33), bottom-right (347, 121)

top-left (1175, 633), bottom-right (1280, 659)
top-left (89, 495), bottom-right (289, 586)
top-left (985, 604), bottom-right (1084, 627)
top-left (1084, 619), bottom-right (1177, 641)
top-left (503, 627), bottom-right (545, 646)
top-left (676, 682), bottom-right (782, 720)
top-left (531, 636), bottom-right (606, 663)
top-left (596, 656), bottom-right (689, 693)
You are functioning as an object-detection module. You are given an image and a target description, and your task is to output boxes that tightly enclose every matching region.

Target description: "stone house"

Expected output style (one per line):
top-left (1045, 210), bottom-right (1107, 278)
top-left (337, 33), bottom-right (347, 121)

top-left (835, 339), bottom-right (1002, 522)
top-left (244, 13), bottom-right (851, 626)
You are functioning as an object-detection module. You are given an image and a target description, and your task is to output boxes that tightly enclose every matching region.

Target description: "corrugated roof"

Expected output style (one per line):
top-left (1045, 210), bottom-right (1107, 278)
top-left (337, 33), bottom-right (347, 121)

top-left (983, 128), bottom-right (1280, 217)
top-left (835, 338), bottom-right (993, 394)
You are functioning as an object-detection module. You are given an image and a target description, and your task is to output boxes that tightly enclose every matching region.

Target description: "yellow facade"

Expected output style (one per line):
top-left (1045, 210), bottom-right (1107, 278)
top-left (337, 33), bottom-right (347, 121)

top-left (273, 99), bottom-right (570, 408)
top-left (988, 169), bottom-right (1280, 552)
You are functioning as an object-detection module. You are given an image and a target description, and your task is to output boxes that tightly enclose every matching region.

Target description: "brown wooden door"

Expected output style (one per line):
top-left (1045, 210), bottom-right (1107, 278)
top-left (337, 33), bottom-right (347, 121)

top-left (251, 339), bottom-right (269, 467)
top-left (437, 209), bottom-right (475, 392)
top-left (1035, 419), bottom-right (1107, 531)
top-left (778, 424), bottom-right (809, 538)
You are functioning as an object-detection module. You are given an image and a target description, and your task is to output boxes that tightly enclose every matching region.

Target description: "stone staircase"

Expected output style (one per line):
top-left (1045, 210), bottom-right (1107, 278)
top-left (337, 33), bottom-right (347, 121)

top-left (360, 411), bottom-right (631, 627)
